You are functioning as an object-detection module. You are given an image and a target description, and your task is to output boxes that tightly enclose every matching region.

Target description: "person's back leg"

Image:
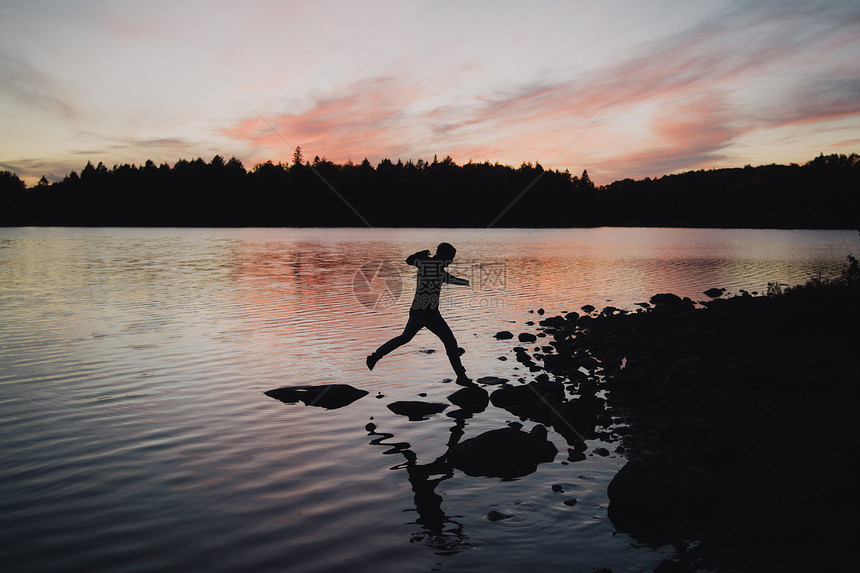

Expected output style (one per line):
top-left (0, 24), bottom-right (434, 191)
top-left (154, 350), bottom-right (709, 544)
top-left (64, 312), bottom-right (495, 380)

top-left (367, 313), bottom-right (423, 370)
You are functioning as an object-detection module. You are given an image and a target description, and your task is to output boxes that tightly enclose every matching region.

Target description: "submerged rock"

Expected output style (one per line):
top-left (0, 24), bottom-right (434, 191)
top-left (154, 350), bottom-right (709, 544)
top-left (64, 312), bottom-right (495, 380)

top-left (475, 376), bottom-right (509, 385)
top-left (387, 401), bottom-right (448, 420)
top-left (264, 384), bottom-right (368, 409)
top-left (448, 424), bottom-right (558, 478)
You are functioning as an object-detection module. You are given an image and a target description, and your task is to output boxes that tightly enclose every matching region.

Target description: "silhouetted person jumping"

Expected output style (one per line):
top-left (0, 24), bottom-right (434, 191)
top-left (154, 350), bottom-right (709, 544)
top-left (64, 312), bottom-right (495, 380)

top-left (367, 242), bottom-right (471, 384)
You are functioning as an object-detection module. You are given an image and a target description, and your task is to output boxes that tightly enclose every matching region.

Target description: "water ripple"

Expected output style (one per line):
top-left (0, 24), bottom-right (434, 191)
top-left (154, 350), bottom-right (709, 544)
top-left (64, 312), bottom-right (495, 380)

top-left (1, 227), bottom-right (857, 573)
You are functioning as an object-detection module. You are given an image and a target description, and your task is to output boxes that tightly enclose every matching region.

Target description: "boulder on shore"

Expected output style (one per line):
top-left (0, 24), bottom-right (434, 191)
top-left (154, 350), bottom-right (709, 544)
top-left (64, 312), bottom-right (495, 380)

top-left (608, 454), bottom-right (718, 541)
top-left (490, 379), bottom-right (565, 423)
top-left (265, 384), bottom-right (368, 409)
top-left (551, 398), bottom-right (600, 444)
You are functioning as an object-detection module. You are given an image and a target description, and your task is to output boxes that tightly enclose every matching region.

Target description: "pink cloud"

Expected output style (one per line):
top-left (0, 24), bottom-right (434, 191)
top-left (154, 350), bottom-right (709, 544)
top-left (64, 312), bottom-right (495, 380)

top-left (222, 76), bottom-right (430, 164)
top-left (220, 4), bottom-right (860, 184)
top-left (426, 5), bottom-right (860, 178)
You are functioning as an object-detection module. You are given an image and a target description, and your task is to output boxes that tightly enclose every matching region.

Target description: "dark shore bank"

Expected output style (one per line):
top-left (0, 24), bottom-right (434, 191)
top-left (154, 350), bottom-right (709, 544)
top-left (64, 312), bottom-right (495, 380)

top-left (514, 275), bottom-right (859, 571)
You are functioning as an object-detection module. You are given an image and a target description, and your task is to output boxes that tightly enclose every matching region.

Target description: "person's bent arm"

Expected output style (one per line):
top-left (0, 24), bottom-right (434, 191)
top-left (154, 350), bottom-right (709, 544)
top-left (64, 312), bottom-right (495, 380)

top-left (406, 250), bottom-right (431, 266)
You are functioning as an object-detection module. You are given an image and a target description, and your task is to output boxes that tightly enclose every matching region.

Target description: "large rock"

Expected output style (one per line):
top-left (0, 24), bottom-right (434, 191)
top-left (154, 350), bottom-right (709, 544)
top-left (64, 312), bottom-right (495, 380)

top-left (490, 380), bottom-right (565, 423)
top-left (447, 385), bottom-right (489, 413)
top-left (513, 347), bottom-right (535, 367)
top-left (264, 384), bottom-right (368, 409)
top-left (538, 314), bottom-right (568, 329)
top-left (387, 401), bottom-right (448, 420)
top-left (551, 398), bottom-right (600, 444)
top-left (649, 293), bottom-right (684, 306)
top-left (448, 425), bottom-right (558, 478)
top-left (608, 455), bottom-right (718, 540)
top-left (541, 351), bottom-right (579, 374)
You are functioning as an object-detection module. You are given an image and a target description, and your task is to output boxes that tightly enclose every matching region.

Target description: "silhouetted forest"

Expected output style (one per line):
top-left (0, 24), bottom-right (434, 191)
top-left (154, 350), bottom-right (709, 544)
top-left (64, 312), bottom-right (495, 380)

top-left (1, 152), bottom-right (858, 228)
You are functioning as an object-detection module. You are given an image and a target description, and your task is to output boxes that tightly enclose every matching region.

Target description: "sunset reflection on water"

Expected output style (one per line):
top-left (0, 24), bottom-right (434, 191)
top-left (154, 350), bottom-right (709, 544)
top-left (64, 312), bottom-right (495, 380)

top-left (2, 227), bottom-right (856, 573)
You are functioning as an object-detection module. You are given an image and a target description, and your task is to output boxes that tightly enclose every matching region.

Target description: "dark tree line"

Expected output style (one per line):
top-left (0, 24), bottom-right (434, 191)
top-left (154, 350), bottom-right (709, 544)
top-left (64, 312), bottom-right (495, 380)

top-left (1, 152), bottom-right (858, 228)
top-left (599, 153), bottom-right (860, 229)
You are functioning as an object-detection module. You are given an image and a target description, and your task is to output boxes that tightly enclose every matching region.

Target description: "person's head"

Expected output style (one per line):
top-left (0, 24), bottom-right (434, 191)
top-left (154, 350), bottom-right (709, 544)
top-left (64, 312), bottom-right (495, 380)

top-left (434, 242), bottom-right (456, 264)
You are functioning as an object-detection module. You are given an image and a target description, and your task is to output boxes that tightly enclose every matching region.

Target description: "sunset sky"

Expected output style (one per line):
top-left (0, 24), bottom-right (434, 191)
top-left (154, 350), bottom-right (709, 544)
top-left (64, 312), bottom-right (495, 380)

top-left (2, 0), bottom-right (859, 186)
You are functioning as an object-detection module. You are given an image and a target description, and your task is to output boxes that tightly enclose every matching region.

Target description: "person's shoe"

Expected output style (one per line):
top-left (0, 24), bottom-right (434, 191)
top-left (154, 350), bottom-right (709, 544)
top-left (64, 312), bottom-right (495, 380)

top-left (455, 373), bottom-right (474, 386)
top-left (366, 353), bottom-right (379, 371)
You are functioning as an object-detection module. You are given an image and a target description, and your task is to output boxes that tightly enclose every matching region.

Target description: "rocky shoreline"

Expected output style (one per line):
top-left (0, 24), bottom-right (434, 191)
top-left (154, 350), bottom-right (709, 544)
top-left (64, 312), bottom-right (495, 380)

top-left (515, 285), bottom-right (859, 572)
top-left (265, 268), bottom-right (859, 571)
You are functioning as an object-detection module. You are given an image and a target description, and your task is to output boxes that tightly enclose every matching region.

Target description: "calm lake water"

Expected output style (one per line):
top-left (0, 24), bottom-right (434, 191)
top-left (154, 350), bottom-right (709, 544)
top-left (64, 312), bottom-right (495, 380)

top-left (1, 227), bottom-right (857, 573)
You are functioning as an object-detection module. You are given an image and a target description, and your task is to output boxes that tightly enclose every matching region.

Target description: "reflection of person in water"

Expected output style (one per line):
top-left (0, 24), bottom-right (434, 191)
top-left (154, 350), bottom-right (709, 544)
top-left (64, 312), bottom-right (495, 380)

top-left (367, 418), bottom-right (469, 554)
top-left (367, 243), bottom-right (471, 384)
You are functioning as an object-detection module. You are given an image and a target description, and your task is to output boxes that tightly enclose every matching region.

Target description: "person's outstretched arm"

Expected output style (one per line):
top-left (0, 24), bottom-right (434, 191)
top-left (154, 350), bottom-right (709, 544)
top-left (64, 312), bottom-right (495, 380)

top-left (442, 270), bottom-right (469, 286)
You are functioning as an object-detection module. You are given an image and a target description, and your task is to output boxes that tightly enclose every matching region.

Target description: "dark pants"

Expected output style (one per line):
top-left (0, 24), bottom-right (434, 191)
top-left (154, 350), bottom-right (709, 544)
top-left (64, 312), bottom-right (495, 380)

top-left (374, 309), bottom-right (465, 375)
